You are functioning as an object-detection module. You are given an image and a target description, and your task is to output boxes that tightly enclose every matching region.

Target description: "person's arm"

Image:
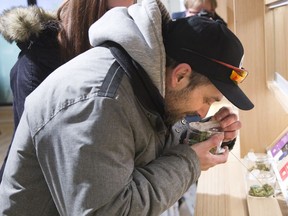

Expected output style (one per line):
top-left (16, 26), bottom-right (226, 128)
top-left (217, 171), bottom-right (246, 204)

top-left (36, 97), bottom-right (200, 215)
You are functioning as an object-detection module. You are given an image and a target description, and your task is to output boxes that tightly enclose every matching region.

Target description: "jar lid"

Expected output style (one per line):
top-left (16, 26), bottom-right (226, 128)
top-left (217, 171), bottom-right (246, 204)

top-left (245, 152), bottom-right (272, 163)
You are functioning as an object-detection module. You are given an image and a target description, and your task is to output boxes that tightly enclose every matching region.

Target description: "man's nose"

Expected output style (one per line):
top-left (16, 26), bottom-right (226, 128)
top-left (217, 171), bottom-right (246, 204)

top-left (197, 106), bottom-right (210, 119)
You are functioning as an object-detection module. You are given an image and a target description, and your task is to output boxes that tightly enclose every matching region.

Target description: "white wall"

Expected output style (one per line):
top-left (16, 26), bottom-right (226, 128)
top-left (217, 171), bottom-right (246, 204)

top-left (161, 0), bottom-right (183, 13)
top-left (137, 0), bottom-right (183, 14)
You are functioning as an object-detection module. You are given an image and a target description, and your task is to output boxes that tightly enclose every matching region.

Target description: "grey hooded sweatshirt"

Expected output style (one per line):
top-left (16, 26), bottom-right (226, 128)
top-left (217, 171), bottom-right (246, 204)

top-left (0, 0), bottom-right (200, 215)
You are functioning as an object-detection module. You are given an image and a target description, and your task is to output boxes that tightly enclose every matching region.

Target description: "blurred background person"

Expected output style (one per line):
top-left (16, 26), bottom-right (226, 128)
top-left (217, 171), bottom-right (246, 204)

top-left (172, 0), bottom-right (227, 26)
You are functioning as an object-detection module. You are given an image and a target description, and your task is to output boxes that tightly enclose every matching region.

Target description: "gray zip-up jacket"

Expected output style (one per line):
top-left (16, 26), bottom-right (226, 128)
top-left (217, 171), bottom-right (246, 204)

top-left (0, 0), bottom-right (200, 215)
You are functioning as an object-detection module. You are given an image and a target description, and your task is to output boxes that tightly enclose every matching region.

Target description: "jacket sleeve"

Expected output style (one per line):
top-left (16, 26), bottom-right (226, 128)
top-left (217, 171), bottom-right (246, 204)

top-left (35, 97), bottom-right (201, 216)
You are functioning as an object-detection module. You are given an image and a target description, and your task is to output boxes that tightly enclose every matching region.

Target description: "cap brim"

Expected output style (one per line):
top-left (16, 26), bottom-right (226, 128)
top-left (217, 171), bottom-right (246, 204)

top-left (211, 79), bottom-right (254, 110)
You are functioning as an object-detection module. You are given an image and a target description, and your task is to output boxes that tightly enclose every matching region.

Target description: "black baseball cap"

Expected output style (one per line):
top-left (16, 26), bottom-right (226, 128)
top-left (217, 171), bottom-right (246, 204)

top-left (164, 16), bottom-right (254, 110)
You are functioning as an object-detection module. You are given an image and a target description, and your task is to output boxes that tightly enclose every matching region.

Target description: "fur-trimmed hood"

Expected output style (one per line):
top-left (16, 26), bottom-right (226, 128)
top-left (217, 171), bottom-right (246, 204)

top-left (0, 6), bottom-right (58, 43)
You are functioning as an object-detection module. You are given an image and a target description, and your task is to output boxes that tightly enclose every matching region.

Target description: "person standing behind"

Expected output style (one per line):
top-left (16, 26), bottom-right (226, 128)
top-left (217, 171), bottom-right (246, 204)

top-left (172, 0), bottom-right (227, 26)
top-left (0, 0), bottom-right (135, 182)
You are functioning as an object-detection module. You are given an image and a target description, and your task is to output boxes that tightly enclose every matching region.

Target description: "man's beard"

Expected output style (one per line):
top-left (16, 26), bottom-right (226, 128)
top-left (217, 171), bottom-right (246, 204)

top-left (164, 87), bottom-right (196, 125)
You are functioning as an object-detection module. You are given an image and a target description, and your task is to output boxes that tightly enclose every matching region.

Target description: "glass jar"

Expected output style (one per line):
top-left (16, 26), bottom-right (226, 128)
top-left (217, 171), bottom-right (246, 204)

top-left (244, 152), bottom-right (276, 197)
top-left (184, 120), bottom-right (224, 154)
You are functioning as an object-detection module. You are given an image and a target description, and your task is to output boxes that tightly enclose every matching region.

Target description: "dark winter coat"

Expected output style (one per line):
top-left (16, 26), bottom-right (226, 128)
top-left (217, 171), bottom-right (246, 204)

top-left (0, 6), bottom-right (62, 181)
top-left (0, 6), bottom-right (62, 129)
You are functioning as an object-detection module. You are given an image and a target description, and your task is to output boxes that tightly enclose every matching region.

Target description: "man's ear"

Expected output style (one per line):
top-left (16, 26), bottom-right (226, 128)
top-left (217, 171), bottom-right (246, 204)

top-left (170, 63), bottom-right (192, 90)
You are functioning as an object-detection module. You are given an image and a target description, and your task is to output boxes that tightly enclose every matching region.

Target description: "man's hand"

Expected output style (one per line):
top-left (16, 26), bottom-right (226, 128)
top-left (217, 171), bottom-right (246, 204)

top-left (211, 106), bottom-right (241, 142)
top-left (191, 133), bottom-right (229, 170)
